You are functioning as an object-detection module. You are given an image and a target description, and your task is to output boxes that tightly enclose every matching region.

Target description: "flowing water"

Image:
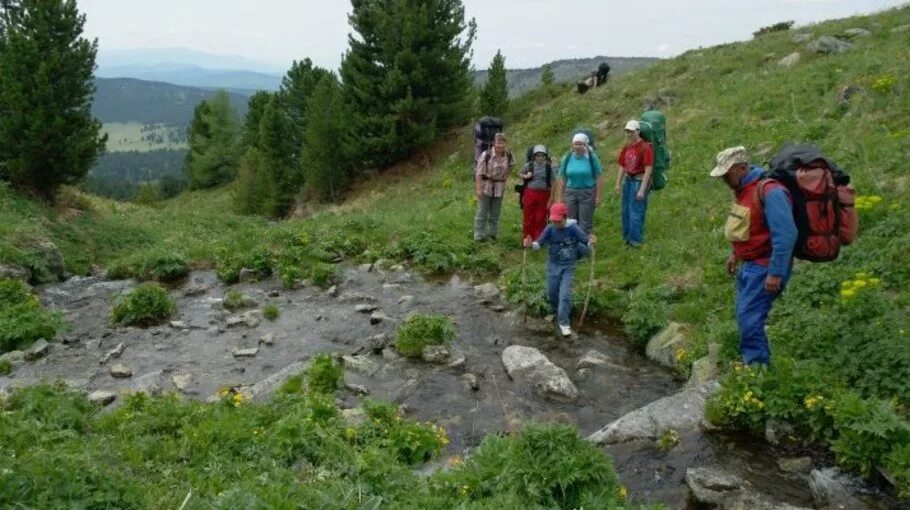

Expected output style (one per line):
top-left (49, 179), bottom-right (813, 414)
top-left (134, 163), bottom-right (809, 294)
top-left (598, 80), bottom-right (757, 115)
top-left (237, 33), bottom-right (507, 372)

top-left (2, 265), bottom-right (902, 509)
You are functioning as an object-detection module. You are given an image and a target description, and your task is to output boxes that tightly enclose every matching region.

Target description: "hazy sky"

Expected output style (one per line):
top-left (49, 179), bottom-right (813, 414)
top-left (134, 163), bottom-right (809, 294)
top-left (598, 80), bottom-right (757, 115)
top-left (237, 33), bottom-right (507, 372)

top-left (79, 0), bottom-right (909, 71)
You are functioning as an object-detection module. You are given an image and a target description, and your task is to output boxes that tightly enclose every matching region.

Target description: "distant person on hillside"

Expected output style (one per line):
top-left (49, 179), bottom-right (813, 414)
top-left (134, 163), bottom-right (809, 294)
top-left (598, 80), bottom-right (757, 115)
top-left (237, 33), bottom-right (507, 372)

top-left (554, 133), bottom-right (603, 235)
top-left (523, 202), bottom-right (596, 337)
top-left (596, 62), bottom-right (610, 86)
top-left (577, 71), bottom-right (597, 94)
top-left (474, 133), bottom-right (515, 242)
top-left (614, 120), bottom-right (654, 247)
top-left (710, 146), bottom-right (797, 366)
top-left (518, 145), bottom-right (555, 240)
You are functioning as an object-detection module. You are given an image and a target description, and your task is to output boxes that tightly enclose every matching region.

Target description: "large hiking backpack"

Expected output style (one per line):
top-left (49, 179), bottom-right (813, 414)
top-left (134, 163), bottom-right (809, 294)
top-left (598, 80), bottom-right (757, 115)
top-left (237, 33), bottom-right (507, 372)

top-left (474, 116), bottom-right (504, 161)
top-left (638, 110), bottom-right (670, 191)
top-left (596, 62), bottom-right (610, 86)
top-left (765, 143), bottom-right (858, 262)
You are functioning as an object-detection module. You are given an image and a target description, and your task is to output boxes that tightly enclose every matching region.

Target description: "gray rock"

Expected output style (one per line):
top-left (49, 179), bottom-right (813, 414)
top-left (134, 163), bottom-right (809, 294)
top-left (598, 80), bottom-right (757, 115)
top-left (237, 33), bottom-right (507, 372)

top-left (232, 347), bottom-right (260, 358)
top-left (394, 378), bottom-right (419, 403)
top-left (87, 390), bottom-right (117, 406)
top-left (172, 374), bottom-right (193, 392)
top-left (843, 28), bottom-right (871, 38)
top-left (345, 382), bottom-right (370, 396)
top-left (24, 339), bottom-right (51, 361)
top-left (206, 326), bottom-right (222, 337)
top-left (169, 320), bottom-right (192, 330)
top-left (259, 332), bottom-right (276, 346)
top-left (462, 373), bottom-right (480, 391)
top-left (892, 24), bottom-right (910, 34)
top-left (338, 291), bottom-right (377, 303)
top-left (398, 295), bottom-right (414, 305)
top-left (354, 304), bottom-right (378, 313)
top-left (0, 350), bottom-right (24, 364)
top-left (109, 363), bottom-right (133, 378)
top-left (342, 354), bottom-right (377, 376)
top-left (354, 333), bottom-right (392, 355)
top-left (778, 456), bottom-right (813, 474)
top-left (646, 322), bottom-right (688, 368)
top-left (182, 284), bottom-right (210, 297)
top-left (778, 52), bottom-right (801, 67)
top-left (341, 407), bottom-right (367, 427)
top-left (0, 263), bottom-right (30, 282)
top-left (447, 350), bottom-right (467, 371)
top-left (588, 382), bottom-right (720, 445)
top-left (807, 36), bottom-right (854, 54)
top-left (226, 311), bottom-right (261, 328)
top-left (490, 304), bottom-right (505, 312)
top-left (577, 350), bottom-right (611, 369)
top-left (725, 491), bottom-right (812, 510)
top-left (358, 262), bottom-right (373, 272)
top-left (129, 370), bottom-right (166, 395)
top-left (370, 312), bottom-right (391, 325)
top-left (765, 418), bottom-right (799, 447)
top-left (809, 468), bottom-right (869, 510)
top-left (237, 268), bottom-right (259, 283)
top-left (325, 285), bottom-right (338, 297)
top-left (473, 282), bottom-right (501, 302)
top-left (382, 348), bottom-right (402, 361)
top-left (686, 467), bottom-right (743, 507)
top-left (791, 32), bottom-right (813, 43)
top-left (421, 345), bottom-right (451, 364)
top-left (267, 290), bottom-right (280, 298)
top-left (502, 345), bottom-right (578, 402)
top-left (575, 368), bottom-right (590, 382)
top-left (100, 342), bottom-right (125, 365)
top-left (245, 361), bottom-right (306, 401)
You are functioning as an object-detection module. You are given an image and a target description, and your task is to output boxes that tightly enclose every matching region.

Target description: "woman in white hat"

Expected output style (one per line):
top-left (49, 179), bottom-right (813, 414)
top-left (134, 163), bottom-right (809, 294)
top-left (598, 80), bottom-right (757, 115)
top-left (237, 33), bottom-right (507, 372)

top-left (518, 144), bottom-right (555, 240)
top-left (554, 132), bottom-right (603, 235)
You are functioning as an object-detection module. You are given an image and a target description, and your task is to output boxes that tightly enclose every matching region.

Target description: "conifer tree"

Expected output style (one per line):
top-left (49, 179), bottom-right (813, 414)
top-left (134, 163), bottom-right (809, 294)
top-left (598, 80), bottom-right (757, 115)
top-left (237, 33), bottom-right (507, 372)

top-left (340, 0), bottom-right (476, 167)
top-left (540, 64), bottom-right (555, 86)
top-left (480, 50), bottom-right (509, 117)
top-left (0, 0), bottom-right (107, 202)
top-left (185, 90), bottom-right (239, 189)
top-left (259, 95), bottom-right (299, 218)
top-left (301, 74), bottom-right (353, 201)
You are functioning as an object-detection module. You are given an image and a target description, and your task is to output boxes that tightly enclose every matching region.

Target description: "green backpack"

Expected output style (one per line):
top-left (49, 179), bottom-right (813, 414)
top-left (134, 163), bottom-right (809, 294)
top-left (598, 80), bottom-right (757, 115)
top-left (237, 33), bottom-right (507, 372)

top-left (639, 110), bottom-right (670, 191)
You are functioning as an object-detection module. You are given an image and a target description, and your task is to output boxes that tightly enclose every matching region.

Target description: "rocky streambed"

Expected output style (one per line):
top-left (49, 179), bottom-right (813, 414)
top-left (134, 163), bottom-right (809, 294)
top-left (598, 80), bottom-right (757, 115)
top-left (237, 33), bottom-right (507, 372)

top-left (1, 264), bottom-right (900, 509)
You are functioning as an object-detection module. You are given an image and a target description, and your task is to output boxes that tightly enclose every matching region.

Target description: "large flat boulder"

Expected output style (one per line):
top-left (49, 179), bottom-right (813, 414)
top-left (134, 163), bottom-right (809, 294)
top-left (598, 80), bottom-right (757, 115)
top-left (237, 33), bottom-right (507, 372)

top-left (502, 345), bottom-right (577, 402)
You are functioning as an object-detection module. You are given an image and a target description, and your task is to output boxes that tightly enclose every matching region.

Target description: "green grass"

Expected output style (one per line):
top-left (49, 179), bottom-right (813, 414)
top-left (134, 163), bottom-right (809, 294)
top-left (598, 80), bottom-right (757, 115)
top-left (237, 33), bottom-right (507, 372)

top-left (0, 279), bottom-right (66, 353)
top-left (103, 122), bottom-right (187, 152)
top-left (394, 314), bottom-right (457, 358)
top-left (110, 283), bottom-right (175, 327)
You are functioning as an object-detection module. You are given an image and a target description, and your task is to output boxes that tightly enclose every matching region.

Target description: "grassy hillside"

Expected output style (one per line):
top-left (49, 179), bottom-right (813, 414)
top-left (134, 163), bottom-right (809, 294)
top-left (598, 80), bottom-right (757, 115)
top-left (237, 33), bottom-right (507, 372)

top-left (103, 122), bottom-right (187, 152)
top-left (93, 78), bottom-right (249, 125)
top-left (2, 5), bottom-right (910, 503)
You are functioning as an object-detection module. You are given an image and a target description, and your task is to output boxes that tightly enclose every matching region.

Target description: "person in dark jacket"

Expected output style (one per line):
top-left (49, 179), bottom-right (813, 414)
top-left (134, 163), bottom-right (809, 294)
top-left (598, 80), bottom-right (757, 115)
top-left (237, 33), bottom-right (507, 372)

top-left (711, 146), bottom-right (797, 366)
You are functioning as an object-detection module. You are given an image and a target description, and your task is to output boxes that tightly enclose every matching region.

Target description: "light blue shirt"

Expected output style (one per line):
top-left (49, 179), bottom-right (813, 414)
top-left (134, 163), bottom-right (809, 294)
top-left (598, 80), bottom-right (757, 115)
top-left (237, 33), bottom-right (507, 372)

top-left (559, 150), bottom-right (602, 189)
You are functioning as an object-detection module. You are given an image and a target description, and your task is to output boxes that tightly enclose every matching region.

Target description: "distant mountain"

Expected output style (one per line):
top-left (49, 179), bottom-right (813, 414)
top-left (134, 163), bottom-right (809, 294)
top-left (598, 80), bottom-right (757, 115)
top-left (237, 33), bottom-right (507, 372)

top-left (97, 65), bottom-right (282, 93)
top-left (474, 56), bottom-right (660, 97)
top-left (98, 47), bottom-right (283, 74)
top-left (93, 78), bottom-right (249, 125)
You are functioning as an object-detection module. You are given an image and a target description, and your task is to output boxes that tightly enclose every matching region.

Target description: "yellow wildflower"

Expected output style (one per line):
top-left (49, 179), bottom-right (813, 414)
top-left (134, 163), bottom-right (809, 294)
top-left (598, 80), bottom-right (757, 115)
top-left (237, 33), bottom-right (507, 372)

top-left (459, 484), bottom-right (470, 496)
top-left (618, 485), bottom-right (629, 500)
top-left (675, 347), bottom-right (687, 362)
top-left (840, 288), bottom-right (856, 299)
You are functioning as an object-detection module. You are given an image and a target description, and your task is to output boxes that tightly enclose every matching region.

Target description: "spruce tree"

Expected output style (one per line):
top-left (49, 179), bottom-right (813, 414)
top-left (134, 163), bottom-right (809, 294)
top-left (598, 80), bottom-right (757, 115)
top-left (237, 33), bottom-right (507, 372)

top-left (234, 91), bottom-right (273, 215)
top-left (540, 64), bottom-right (555, 86)
top-left (301, 74), bottom-right (353, 201)
top-left (480, 50), bottom-right (509, 117)
top-left (0, 0), bottom-right (107, 202)
top-left (259, 95), bottom-right (299, 218)
top-left (185, 90), bottom-right (239, 189)
top-left (340, 0), bottom-right (476, 167)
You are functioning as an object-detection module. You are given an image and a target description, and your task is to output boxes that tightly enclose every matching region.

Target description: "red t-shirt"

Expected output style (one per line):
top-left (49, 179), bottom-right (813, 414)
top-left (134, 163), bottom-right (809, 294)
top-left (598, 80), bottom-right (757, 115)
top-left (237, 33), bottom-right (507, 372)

top-left (617, 140), bottom-right (654, 176)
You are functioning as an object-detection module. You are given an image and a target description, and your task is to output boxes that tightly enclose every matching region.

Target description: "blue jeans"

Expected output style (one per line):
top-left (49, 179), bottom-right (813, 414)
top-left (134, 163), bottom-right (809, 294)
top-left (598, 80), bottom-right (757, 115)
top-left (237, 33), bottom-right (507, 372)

top-left (735, 261), bottom-right (789, 365)
top-left (621, 177), bottom-right (649, 245)
top-left (547, 262), bottom-right (575, 327)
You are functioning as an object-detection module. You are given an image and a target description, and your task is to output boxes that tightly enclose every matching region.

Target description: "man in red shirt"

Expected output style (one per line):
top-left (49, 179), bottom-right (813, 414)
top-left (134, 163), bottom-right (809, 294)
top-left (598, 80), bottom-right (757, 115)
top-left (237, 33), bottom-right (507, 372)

top-left (613, 120), bottom-right (654, 246)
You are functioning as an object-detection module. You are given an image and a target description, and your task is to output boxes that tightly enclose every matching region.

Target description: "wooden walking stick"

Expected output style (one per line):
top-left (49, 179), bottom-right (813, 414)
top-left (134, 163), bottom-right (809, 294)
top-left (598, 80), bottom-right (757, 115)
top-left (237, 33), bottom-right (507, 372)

top-left (521, 246), bottom-right (528, 324)
top-left (576, 244), bottom-right (596, 332)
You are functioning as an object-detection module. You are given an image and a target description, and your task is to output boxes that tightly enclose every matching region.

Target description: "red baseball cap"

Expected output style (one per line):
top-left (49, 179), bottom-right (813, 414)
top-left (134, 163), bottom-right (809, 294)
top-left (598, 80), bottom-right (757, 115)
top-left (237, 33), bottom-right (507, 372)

top-left (549, 202), bottom-right (568, 221)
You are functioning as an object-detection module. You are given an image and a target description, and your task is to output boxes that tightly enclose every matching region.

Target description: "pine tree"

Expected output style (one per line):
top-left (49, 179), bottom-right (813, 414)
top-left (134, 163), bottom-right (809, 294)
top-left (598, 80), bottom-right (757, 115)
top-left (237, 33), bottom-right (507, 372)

top-left (259, 95), bottom-right (300, 218)
top-left (540, 64), bottom-right (555, 86)
top-left (340, 0), bottom-right (476, 167)
top-left (239, 91), bottom-right (272, 150)
top-left (480, 50), bottom-right (509, 117)
top-left (0, 0), bottom-right (107, 202)
top-left (301, 74), bottom-right (353, 201)
top-left (185, 90), bottom-right (239, 189)
top-left (234, 91), bottom-right (273, 215)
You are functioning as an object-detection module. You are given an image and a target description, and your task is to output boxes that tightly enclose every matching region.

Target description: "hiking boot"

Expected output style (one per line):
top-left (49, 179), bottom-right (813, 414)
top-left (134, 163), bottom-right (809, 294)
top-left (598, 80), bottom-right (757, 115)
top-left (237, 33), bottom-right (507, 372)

top-left (559, 325), bottom-right (572, 337)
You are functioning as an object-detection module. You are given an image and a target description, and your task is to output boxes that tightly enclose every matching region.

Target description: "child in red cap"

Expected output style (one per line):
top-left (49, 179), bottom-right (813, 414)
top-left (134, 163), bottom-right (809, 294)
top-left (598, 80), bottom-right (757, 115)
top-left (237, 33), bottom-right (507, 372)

top-left (523, 202), bottom-right (596, 336)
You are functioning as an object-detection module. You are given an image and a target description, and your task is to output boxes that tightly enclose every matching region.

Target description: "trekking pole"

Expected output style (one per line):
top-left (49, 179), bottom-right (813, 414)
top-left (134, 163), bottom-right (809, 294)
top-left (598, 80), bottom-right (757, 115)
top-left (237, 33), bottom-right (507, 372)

top-left (576, 245), bottom-right (596, 332)
top-left (520, 247), bottom-right (528, 324)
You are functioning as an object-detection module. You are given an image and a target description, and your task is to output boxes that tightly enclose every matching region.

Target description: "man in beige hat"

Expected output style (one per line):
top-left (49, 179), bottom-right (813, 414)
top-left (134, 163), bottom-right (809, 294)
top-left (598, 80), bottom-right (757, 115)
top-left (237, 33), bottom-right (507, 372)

top-left (711, 146), bottom-right (797, 366)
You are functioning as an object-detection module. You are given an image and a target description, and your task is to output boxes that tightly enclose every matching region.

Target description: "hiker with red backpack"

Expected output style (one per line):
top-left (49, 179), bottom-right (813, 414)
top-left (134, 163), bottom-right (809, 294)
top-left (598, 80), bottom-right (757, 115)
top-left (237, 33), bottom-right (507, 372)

top-left (517, 144), bottom-right (555, 240)
top-left (474, 132), bottom-right (515, 242)
top-left (712, 144), bottom-right (858, 366)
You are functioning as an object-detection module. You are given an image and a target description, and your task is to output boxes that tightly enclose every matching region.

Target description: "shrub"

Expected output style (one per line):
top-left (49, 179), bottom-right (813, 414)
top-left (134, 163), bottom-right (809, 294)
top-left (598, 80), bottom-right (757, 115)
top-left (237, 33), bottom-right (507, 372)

top-left (214, 244), bottom-right (273, 284)
top-left (0, 279), bottom-right (66, 353)
top-left (307, 354), bottom-right (342, 394)
top-left (110, 283), bottom-right (175, 326)
top-left (623, 286), bottom-right (669, 347)
top-left (753, 20), bottom-right (794, 37)
top-left (360, 400), bottom-right (448, 465)
top-left (108, 250), bottom-right (189, 282)
top-left (263, 304), bottom-right (279, 321)
top-left (0, 358), bottom-right (12, 376)
top-left (223, 290), bottom-right (252, 311)
top-left (394, 314), bottom-right (456, 358)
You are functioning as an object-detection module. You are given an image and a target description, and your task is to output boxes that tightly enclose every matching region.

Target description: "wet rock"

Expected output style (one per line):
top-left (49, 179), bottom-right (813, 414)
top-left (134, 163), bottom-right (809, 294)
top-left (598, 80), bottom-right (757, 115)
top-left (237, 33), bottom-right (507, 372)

top-left (382, 348), bottom-right (402, 361)
top-left (370, 312), bottom-right (391, 325)
top-left (169, 320), bottom-right (192, 330)
top-left (232, 347), bottom-right (259, 358)
top-left (0, 350), bottom-right (24, 364)
top-left (809, 468), bottom-right (869, 510)
top-left (259, 332), bottom-right (276, 346)
top-left (725, 492), bottom-right (811, 510)
top-left (342, 354), bottom-right (377, 376)
top-left (358, 262), bottom-right (373, 272)
top-left (172, 374), bottom-right (193, 392)
top-left (244, 361), bottom-right (305, 401)
top-left (687, 342), bottom-right (721, 387)
top-left (646, 322), bottom-right (688, 368)
top-left (382, 283), bottom-right (401, 291)
top-left (237, 268), bottom-right (259, 283)
top-left (100, 342), bottom-right (125, 365)
top-left (686, 467), bottom-right (742, 507)
top-left (267, 290), bottom-right (280, 298)
top-left (575, 368), bottom-right (590, 381)
top-left (765, 418), bottom-right (799, 447)
top-left (109, 363), bottom-right (133, 378)
top-left (87, 390), bottom-right (117, 406)
top-left (24, 339), bottom-right (51, 361)
top-left (843, 28), bottom-right (871, 38)
top-left (226, 311), bottom-right (261, 328)
top-left (807, 36), bottom-right (853, 54)
top-left (206, 326), bottom-right (222, 337)
top-left (345, 382), bottom-right (370, 396)
top-left (182, 284), bottom-right (210, 297)
top-left (892, 24), bottom-right (910, 34)
top-left (338, 291), bottom-right (377, 303)
top-left (836, 85), bottom-right (864, 104)
top-left (129, 370), bottom-right (166, 395)
top-left (490, 304), bottom-right (505, 312)
top-left (354, 304), bottom-right (378, 313)
top-left (0, 263), bottom-right (30, 282)
top-left (791, 32), bottom-right (813, 43)
top-left (342, 407), bottom-right (367, 427)
top-left (588, 381), bottom-right (720, 445)
top-left (502, 345), bottom-right (578, 402)
top-left (394, 378), bottom-right (419, 403)
top-left (778, 456), bottom-right (813, 474)
top-left (325, 285), bottom-right (338, 297)
top-left (353, 333), bottom-right (392, 355)
top-left (577, 350), bottom-right (611, 369)
top-left (462, 373), bottom-right (480, 391)
top-left (779, 52), bottom-right (801, 68)
top-left (473, 283), bottom-right (501, 302)
top-left (390, 272), bottom-right (415, 284)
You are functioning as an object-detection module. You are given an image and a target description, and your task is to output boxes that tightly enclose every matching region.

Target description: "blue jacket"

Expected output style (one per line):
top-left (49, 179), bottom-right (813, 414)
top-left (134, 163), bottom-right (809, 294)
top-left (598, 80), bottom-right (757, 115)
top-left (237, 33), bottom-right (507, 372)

top-left (741, 166), bottom-right (797, 277)
top-left (533, 222), bottom-right (590, 265)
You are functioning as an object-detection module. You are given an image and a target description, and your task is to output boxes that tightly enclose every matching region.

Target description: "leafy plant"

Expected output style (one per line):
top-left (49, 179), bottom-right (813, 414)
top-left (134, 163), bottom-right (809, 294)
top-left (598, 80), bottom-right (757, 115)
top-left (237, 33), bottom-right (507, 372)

top-left (107, 250), bottom-right (189, 282)
top-left (752, 20), bottom-right (794, 37)
top-left (262, 304), bottom-right (279, 321)
top-left (110, 283), bottom-right (175, 326)
top-left (0, 358), bottom-right (12, 376)
top-left (394, 314), bottom-right (456, 358)
top-left (0, 279), bottom-right (66, 353)
top-left (307, 354), bottom-right (342, 394)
